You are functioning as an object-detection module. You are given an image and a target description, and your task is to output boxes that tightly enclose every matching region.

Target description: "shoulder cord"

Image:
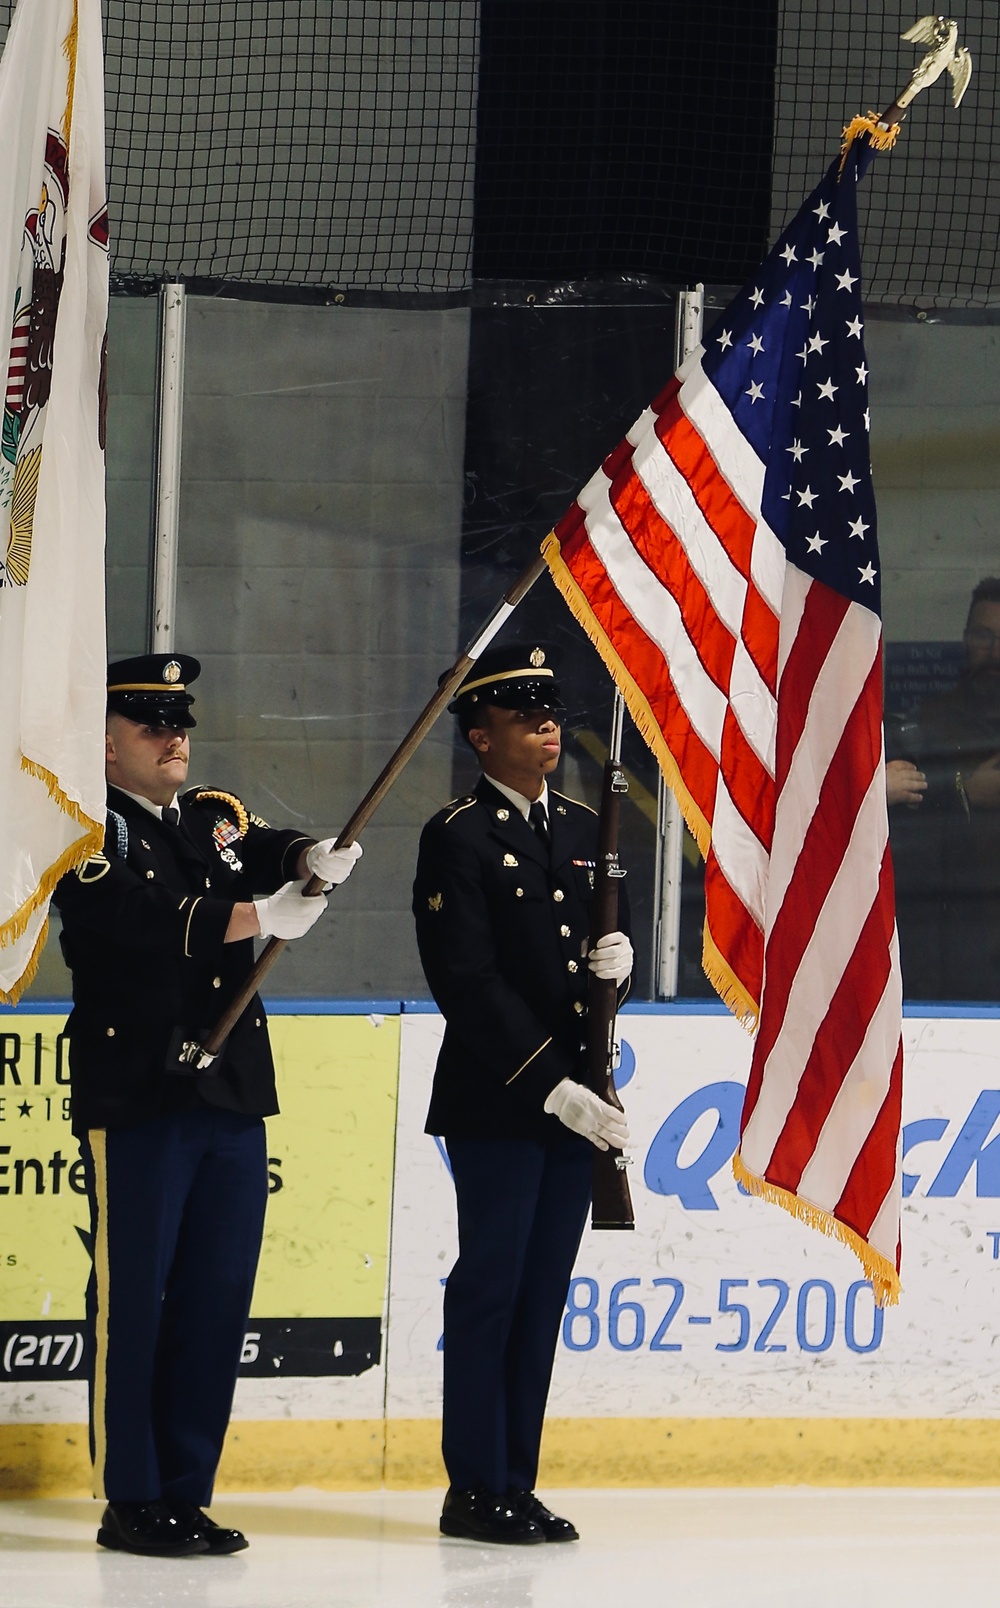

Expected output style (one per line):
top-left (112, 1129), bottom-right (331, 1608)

top-left (106, 808), bottom-right (128, 859)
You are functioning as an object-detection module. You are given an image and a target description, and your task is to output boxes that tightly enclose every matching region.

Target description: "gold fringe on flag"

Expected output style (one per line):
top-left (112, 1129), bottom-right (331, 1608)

top-left (0, 754), bottom-right (103, 1004)
top-left (541, 530), bottom-right (760, 1028)
top-left (839, 113), bottom-right (900, 173)
top-left (701, 923), bottom-right (759, 1030)
top-left (62, 1), bottom-right (79, 149)
top-left (733, 1152), bottom-right (901, 1307)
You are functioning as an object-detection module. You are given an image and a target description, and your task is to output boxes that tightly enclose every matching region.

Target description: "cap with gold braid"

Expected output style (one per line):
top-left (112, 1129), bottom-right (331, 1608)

top-left (446, 643), bottom-right (564, 715)
top-left (106, 653), bottom-right (201, 729)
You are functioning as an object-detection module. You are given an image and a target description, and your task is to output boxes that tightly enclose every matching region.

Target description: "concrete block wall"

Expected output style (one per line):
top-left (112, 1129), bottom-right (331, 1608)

top-left (104, 296), bottom-right (157, 659)
top-left (868, 319), bottom-right (1000, 641)
top-left (174, 300), bottom-right (470, 998)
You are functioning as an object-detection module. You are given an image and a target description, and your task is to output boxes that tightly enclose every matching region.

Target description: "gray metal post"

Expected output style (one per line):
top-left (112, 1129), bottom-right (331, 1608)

top-left (653, 284), bottom-right (704, 998)
top-left (148, 281), bottom-right (187, 651)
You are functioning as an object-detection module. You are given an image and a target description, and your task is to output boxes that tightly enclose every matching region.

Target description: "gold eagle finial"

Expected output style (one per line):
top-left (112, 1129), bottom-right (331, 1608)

top-left (898, 16), bottom-right (973, 109)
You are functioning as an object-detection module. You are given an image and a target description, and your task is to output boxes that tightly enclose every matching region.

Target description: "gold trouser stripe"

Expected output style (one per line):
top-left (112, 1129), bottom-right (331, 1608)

top-left (88, 1129), bottom-right (110, 1499)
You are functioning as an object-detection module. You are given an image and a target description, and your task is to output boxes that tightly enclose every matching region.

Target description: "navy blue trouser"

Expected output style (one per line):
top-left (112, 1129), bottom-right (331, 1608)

top-left (81, 1105), bottom-right (268, 1505)
top-left (442, 1136), bottom-right (592, 1495)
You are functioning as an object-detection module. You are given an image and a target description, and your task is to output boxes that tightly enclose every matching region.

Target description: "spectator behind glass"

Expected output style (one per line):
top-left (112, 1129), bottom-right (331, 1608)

top-left (889, 577), bottom-right (1000, 1000)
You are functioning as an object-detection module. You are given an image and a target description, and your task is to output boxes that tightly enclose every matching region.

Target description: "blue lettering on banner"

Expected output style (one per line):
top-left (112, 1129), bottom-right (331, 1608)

top-left (926, 1092), bottom-right (1000, 1198)
top-left (613, 1039), bottom-right (636, 1092)
top-left (636, 1081), bottom-right (1000, 1206)
top-left (901, 1118), bottom-right (949, 1197)
top-left (436, 1274), bottom-right (885, 1358)
top-left (559, 1275), bottom-right (883, 1356)
top-left (643, 1081), bottom-right (744, 1209)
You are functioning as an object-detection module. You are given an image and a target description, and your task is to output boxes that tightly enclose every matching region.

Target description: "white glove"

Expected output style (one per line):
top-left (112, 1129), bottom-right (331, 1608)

top-left (543, 1078), bottom-right (630, 1152)
top-left (254, 880), bottom-right (328, 940)
top-left (305, 838), bottom-right (363, 888)
top-left (588, 930), bottom-right (633, 984)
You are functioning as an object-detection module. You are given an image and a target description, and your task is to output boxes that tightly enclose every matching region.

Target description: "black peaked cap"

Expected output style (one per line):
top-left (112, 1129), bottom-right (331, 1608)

top-left (106, 652), bottom-right (201, 729)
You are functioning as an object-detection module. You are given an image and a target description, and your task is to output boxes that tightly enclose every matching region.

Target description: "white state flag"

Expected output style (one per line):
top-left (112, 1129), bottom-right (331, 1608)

top-left (0, 0), bottom-right (108, 1000)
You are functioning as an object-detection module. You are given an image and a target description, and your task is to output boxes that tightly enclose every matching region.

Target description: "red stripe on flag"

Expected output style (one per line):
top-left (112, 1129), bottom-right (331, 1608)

top-left (704, 848), bottom-right (764, 1005)
top-left (655, 398), bottom-right (779, 695)
top-left (742, 648), bottom-right (884, 1127)
top-left (650, 374), bottom-right (682, 414)
top-left (556, 519), bottom-right (721, 826)
top-left (609, 458), bottom-right (738, 696)
top-left (834, 1034), bottom-right (903, 1250)
top-left (720, 706), bottom-right (774, 851)
top-left (606, 451), bottom-right (774, 848)
top-left (764, 848), bottom-right (897, 1192)
top-left (774, 579), bottom-right (850, 791)
top-left (602, 434), bottom-right (635, 483)
top-left (655, 396), bottom-right (757, 580)
top-left (739, 582), bottom-right (778, 699)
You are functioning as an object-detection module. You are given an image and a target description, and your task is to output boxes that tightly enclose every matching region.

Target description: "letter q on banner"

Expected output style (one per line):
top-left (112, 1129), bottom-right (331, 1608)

top-left (644, 1082), bottom-right (744, 1210)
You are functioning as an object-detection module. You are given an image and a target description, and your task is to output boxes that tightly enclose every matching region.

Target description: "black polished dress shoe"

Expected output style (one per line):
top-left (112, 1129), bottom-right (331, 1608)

top-left (440, 1486), bottom-right (545, 1544)
top-left (97, 1500), bottom-right (209, 1556)
top-left (510, 1489), bottom-right (579, 1541)
top-left (170, 1500), bottom-right (249, 1554)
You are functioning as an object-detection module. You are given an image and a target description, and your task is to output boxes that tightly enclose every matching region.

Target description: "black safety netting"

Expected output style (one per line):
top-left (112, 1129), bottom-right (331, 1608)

top-left (774, 1), bottom-right (1000, 308)
top-left (0, 1), bottom-right (479, 294)
top-left (0, 1), bottom-right (994, 306)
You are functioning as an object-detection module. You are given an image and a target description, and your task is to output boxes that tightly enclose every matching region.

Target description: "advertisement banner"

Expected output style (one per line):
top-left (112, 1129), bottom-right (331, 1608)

top-left (0, 1011), bottom-right (399, 1425)
top-left (388, 1010), bottom-right (1000, 1420)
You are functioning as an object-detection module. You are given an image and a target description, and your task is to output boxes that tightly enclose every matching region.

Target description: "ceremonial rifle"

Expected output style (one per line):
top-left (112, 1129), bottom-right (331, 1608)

top-left (584, 689), bottom-right (635, 1231)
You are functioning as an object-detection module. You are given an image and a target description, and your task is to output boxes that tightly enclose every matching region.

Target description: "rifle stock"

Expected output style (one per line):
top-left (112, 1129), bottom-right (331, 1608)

top-left (584, 694), bottom-right (635, 1231)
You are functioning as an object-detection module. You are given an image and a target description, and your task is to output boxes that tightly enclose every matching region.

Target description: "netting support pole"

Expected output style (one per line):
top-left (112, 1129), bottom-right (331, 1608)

top-left (653, 283), bottom-right (704, 998)
top-left (148, 280), bottom-right (187, 651)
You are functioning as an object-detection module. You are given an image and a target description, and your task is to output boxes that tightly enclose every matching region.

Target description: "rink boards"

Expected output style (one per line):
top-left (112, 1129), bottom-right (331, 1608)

top-left (2, 1005), bottom-right (1000, 1492)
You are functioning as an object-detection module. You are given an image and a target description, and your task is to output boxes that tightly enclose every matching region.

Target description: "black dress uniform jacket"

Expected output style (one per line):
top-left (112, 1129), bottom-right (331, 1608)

top-left (413, 776), bottom-right (626, 1141)
top-left (53, 784), bottom-right (311, 1135)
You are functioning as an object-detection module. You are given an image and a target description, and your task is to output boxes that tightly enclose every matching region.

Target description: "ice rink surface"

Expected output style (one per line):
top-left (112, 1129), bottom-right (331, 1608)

top-left (2, 1487), bottom-right (999, 1608)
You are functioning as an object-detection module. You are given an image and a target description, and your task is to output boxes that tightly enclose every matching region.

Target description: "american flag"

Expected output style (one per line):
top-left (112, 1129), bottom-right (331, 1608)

top-left (543, 136), bottom-right (902, 1303)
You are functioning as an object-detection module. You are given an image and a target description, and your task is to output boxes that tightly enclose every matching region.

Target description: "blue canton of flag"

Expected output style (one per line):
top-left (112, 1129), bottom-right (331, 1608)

top-left (700, 141), bottom-right (880, 616)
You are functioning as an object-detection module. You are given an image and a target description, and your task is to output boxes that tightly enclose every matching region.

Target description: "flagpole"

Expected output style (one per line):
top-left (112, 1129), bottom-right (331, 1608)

top-left (843, 16), bottom-right (973, 151)
top-left (177, 553), bottom-right (549, 1070)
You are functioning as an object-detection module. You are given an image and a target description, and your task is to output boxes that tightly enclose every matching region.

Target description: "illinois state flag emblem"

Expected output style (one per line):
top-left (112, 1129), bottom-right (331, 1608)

top-left (0, 0), bottom-right (108, 1000)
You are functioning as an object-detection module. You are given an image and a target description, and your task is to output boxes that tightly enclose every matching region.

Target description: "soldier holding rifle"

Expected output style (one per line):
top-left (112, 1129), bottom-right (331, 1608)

top-left (412, 644), bottom-right (633, 1545)
top-left (52, 653), bottom-right (361, 1558)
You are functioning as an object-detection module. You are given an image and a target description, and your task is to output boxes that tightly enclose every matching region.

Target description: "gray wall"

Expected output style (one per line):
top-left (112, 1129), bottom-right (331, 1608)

top-left (106, 297), bottom-right (157, 658)
top-left (174, 299), bottom-right (470, 998)
top-left (869, 319), bottom-right (1000, 640)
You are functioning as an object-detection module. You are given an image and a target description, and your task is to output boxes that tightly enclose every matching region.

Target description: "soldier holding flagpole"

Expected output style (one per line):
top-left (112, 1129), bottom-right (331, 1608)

top-left (54, 654), bottom-right (362, 1555)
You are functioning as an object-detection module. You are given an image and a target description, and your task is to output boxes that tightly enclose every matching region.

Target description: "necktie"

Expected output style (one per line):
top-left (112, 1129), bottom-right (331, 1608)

top-left (528, 800), bottom-right (549, 850)
top-left (161, 806), bottom-right (180, 828)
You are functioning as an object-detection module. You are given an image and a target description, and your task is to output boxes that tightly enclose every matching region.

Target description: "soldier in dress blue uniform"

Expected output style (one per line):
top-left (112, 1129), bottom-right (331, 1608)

top-left (413, 644), bottom-right (633, 1545)
top-left (52, 653), bottom-right (362, 1557)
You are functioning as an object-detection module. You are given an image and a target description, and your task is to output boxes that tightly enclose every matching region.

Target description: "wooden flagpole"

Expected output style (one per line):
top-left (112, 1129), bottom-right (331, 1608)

top-left (177, 553), bottom-right (548, 1070)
